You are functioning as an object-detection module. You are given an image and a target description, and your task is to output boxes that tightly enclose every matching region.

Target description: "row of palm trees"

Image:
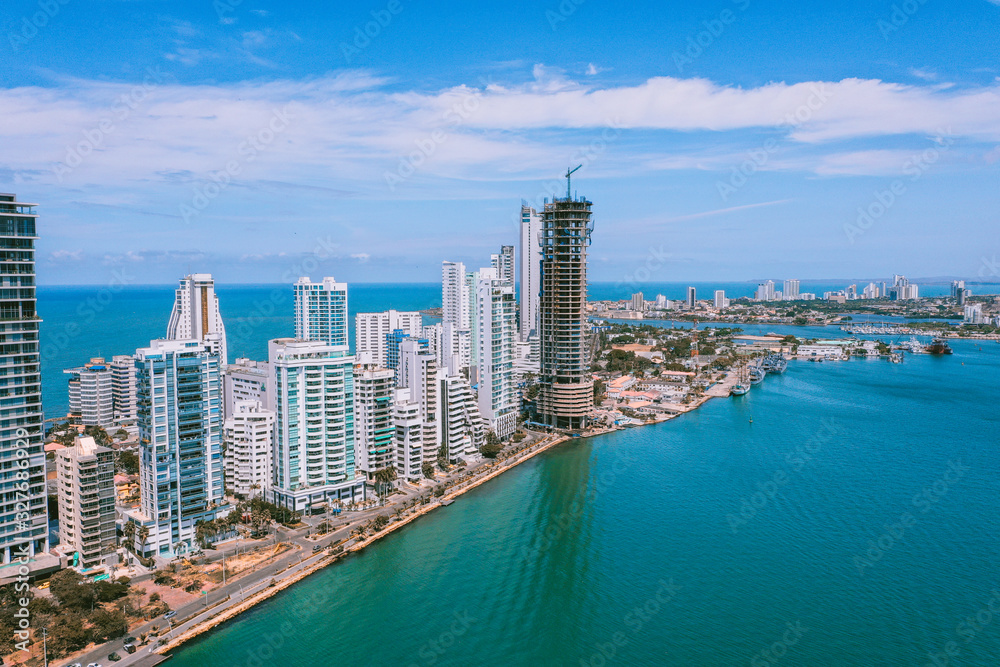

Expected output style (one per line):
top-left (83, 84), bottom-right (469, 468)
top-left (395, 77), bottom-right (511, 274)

top-left (121, 521), bottom-right (150, 558)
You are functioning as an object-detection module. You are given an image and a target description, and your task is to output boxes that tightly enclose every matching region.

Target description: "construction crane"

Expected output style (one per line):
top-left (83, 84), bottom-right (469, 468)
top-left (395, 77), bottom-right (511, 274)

top-left (565, 164), bottom-right (582, 200)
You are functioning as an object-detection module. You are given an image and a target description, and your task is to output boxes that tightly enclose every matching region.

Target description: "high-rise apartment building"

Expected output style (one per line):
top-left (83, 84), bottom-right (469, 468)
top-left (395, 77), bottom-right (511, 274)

top-left (166, 274), bottom-right (228, 362)
top-left (687, 286), bottom-right (697, 309)
top-left (397, 338), bottom-right (439, 462)
top-left (631, 292), bottom-right (645, 312)
top-left (438, 373), bottom-right (485, 462)
top-left (355, 309), bottom-right (423, 366)
top-left (127, 339), bottom-right (227, 560)
top-left (56, 436), bottom-right (116, 570)
top-left (714, 290), bottom-right (727, 309)
top-left (267, 338), bottom-right (364, 511)
top-left (353, 366), bottom-right (395, 479)
top-left (223, 400), bottom-right (274, 499)
top-left (476, 267), bottom-right (517, 439)
top-left (0, 193), bottom-right (48, 568)
top-left (110, 354), bottom-right (137, 424)
top-left (294, 276), bottom-right (348, 347)
top-left (393, 390), bottom-right (424, 482)
top-left (222, 357), bottom-right (269, 419)
top-left (64, 358), bottom-right (115, 428)
top-left (537, 191), bottom-right (593, 430)
top-left (442, 261), bottom-right (477, 373)
top-left (519, 205), bottom-right (543, 341)
top-left (783, 279), bottom-right (800, 301)
top-left (491, 245), bottom-right (514, 286)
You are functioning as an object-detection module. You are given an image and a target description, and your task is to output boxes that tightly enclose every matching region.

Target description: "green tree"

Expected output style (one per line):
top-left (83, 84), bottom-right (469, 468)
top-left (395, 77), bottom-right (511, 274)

top-left (422, 462), bottom-right (436, 479)
top-left (373, 466), bottom-right (398, 497)
top-left (47, 612), bottom-right (90, 657)
top-left (117, 450), bottom-right (140, 475)
top-left (95, 579), bottom-right (130, 602)
top-left (479, 430), bottom-right (503, 458)
top-left (593, 380), bottom-right (606, 405)
top-left (90, 608), bottom-right (128, 642)
top-left (49, 569), bottom-right (96, 611)
top-left (83, 425), bottom-right (111, 446)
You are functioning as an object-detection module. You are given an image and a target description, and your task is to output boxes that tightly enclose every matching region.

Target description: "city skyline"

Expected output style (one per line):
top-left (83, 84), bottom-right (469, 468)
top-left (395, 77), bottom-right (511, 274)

top-left (1, 1), bottom-right (998, 284)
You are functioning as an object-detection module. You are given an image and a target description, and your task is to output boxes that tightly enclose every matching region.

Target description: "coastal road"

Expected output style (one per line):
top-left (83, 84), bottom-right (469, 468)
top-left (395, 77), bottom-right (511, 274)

top-left (58, 444), bottom-right (522, 667)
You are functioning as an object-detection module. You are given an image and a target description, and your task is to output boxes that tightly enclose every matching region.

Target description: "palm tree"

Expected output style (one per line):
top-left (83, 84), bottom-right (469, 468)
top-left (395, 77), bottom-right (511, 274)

top-left (122, 521), bottom-right (136, 552)
top-left (373, 466), bottom-right (397, 499)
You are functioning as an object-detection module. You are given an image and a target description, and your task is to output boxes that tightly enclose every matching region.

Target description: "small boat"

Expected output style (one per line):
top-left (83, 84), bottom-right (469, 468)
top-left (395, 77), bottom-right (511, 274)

top-left (927, 338), bottom-right (953, 355)
top-left (731, 383), bottom-right (749, 396)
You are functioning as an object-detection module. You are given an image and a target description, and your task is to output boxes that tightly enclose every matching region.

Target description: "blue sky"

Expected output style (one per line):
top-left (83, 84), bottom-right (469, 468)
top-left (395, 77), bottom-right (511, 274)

top-left (1, 0), bottom-right (999, 285)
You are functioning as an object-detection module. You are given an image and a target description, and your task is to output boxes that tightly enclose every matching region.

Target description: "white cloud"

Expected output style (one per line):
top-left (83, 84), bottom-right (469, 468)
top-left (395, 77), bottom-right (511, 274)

top-left (350, 253), bottom-right (371, 262)
top-left (49, 250), bottom-right (83, 261)
top-left (1, 68), bottom-right (997, 200)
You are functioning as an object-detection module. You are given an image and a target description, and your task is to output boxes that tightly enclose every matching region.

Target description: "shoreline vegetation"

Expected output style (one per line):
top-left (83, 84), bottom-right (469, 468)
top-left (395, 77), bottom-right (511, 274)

top-left (152, 363), bottom-right (751, 658)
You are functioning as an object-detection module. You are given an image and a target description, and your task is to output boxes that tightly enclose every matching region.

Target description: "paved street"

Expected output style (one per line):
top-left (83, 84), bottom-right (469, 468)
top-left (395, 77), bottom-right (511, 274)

top-left (58, 436), bottom-right (548, 667)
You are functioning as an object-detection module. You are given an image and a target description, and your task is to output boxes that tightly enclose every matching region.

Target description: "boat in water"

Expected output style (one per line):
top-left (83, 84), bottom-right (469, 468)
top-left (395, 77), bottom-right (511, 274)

top-left (760, 353), bottom-right (788, 374)
top-left (927, 338), bottom-right (953, 355)
top-left (731, 362), bottom-right (751, 396)
top-left (749, 365), bottom-right (766, 385)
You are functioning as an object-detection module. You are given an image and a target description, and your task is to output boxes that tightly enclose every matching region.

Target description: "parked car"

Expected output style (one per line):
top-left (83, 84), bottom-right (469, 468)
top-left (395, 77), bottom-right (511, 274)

top-left (123, 642), bottom-right (137, 654)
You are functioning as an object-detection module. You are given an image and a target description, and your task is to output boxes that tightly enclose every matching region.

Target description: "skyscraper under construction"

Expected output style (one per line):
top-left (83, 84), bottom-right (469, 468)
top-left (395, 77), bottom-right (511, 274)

top-left (536, 179), bottom-right (593, 430)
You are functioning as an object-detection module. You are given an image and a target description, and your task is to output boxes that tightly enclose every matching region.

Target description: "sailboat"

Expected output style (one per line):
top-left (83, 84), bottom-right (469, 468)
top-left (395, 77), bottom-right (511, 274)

top-left (730, 362), bottom-right (749, 396)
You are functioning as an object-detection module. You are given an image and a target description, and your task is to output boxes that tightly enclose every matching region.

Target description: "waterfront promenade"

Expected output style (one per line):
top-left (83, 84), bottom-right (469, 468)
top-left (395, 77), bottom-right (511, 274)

top-left (61, 431), bottom-right (568, 666)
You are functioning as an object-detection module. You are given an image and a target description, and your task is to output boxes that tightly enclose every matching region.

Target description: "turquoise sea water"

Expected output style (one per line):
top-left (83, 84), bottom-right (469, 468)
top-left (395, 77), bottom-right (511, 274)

top-left (163, 347), bottom-right (998, 665)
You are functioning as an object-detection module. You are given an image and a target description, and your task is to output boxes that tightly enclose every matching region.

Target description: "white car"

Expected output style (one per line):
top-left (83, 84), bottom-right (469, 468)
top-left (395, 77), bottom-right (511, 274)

top-left (86, 663), bottom-right (103, 667)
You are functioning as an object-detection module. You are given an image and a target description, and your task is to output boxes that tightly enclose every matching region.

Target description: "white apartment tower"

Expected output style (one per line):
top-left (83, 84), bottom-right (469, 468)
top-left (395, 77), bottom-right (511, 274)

top-left (267, 338), bottom-right (364, 511)
top-left (491, 245), bottom-right (515, 286)
top-left (397, 338), bottom-right (440, 464)
top-left (222, 357), bottom-right (269, 419)
top-left (438, 373), bottom-right (485, 462)
top-left (476, 267), bottom-right (517, 440)
top-left (64, 358), bottom-right (115, 428)
top-left (519, 204), bottom-right (543, 341)
top-left (294, 276), bottom-right (348, 347)
top-left (110, 354), bottom-right (137, 424)
top-left (355, 310), bottom-right (423, 366)
top-left (56, 436), bottom-right (116, 570)
top-left (714, 290), bottom-right (727, 309)
top-left (166, 273), bottom-right (228, 362)
top-left (442, 261), bottom-right (477, 374)
top-left (393, 390), bottom-right (425, 482)
top-left (631, 292), bottom-right (645, 312)
top-left (783, 279), bottom-right (800, 301)
top-left (223, 400), bottom-right (274, 499)
top-left (353, 366), bottom-right (396, 479)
